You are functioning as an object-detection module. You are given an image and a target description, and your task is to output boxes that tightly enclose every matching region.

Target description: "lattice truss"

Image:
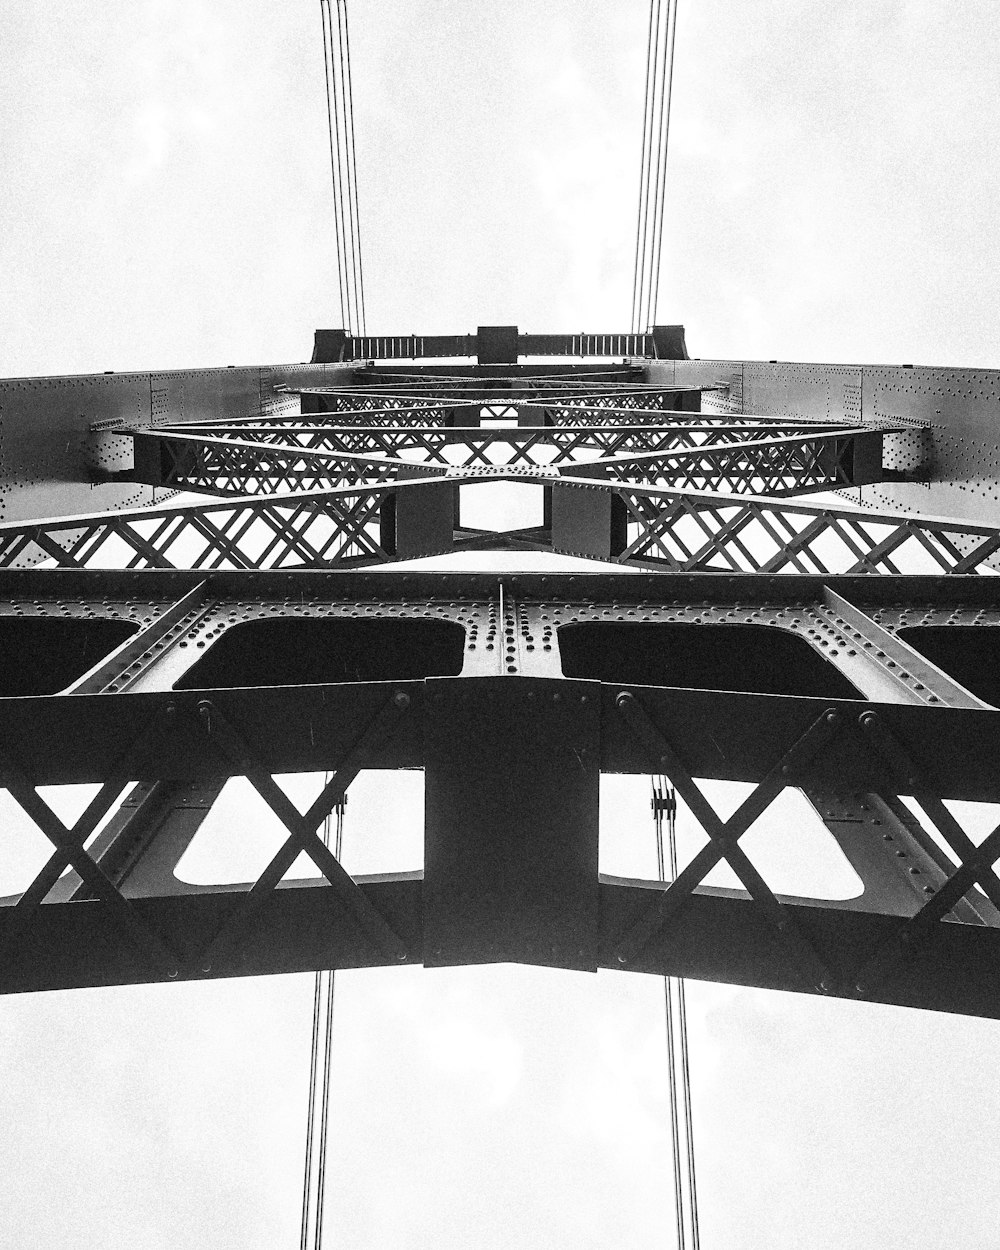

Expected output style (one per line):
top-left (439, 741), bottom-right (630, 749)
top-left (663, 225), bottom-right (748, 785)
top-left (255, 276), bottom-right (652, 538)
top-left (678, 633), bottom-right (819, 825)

top-left (3, 357), bottom-right (1000, 1016)
top-left (2, 370), bottom-right (999, 574)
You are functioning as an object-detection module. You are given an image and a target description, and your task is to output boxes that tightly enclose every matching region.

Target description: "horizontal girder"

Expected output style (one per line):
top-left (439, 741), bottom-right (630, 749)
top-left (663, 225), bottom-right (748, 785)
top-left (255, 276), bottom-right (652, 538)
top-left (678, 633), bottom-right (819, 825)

top-left (1, 568), bottom-right (1000, 1014)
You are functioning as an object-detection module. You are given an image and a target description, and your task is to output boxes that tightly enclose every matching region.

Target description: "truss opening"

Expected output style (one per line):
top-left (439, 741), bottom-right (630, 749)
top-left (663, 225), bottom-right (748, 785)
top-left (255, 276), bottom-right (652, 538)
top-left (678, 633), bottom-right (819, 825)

top-left (897, 626), bottom-right (1000, 707)
top-left (598, 775), bottom-right (863, 900)
top-left (459, 481), bottom-right (545, 532)
top-left (898, 794), bottom-right (1000, 885)
top-left (174, 768), bottom-right (424, 885)
top-left (558, 622), bottom-right (864, 699)
top-left (0, 617), bottom-right (137, 695)
top-left (0, 782), bottom-right (127, 899)
top-left (174, 618), bottom-right (465, 688)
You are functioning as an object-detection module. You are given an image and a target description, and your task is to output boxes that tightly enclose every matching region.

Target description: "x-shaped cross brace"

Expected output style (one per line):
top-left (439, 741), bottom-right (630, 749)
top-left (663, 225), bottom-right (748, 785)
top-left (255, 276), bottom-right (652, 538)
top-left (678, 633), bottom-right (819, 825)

top-left (853, 711), bottom-right (1000, 995)
top-left (0, 709), bottom-right (180, 974)
top-left (614, 692), bottom-right (844, 991)
top-left (190, 692), bottom-right (412, 974)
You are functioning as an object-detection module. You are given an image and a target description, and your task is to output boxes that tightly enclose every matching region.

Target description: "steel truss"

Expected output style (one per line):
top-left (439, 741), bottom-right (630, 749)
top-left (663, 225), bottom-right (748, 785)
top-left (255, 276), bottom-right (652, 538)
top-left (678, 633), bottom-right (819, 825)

top-left (2, 331), bottom-right (1000, 1018)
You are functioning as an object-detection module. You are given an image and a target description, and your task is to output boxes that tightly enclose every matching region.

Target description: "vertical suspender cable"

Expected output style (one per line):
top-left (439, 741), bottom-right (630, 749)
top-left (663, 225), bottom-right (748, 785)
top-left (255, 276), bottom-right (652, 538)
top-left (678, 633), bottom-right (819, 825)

top-left (652, 777), bottom-right (701, 1250)
top-left (298, 970), bottom-right (324, 1250)
top-left (676, 967), bottom-right (701, 1248)
top-left (325, 0), bottom-right (355, 334)
top-left (343, 0), bottom-right (367, 334)
top-left (654, 786), bottom-right (688, 1250)
top-left (664, 785), bottom-right (700, 1250)
top-left (647, 0), bottom-right (680, 332)
top-left (631, 1), bottom-right (680, 333)
top-left (338, 0), bottom-right (367, 335)
top-left (333, 0), bottom-right (361, 335)
top-left (300, 787), bottom-right (346, 1249)
top-left (319, 0), bottom-right (367, 335)
top-left (641, 0), bottom-right (668, 333)
top-left (633, 0), bottom-right (663, 335)
top-left (313, 798), bottom-right (343, 1250)
top-left (320, 0), bottom-right (350, 333)
top-left (630, 0), bottom-right (660, 334)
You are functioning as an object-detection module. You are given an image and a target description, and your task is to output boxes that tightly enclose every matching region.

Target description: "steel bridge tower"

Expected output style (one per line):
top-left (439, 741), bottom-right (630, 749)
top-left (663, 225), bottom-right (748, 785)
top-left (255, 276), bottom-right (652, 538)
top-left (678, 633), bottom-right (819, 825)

top-left (2, 323), bottom-right (1000, 1016)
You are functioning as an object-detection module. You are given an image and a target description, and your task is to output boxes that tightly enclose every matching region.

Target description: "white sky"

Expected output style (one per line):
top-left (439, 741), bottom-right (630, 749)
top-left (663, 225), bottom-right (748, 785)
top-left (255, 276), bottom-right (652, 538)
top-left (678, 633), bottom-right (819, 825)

top-left (2, 2), bottom-right (1000, 1247)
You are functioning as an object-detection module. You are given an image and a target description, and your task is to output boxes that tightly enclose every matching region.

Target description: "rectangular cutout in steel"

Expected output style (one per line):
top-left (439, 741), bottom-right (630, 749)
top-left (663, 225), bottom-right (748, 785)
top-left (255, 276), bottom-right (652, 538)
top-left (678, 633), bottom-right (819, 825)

top-left (0, 617), bottom-right (138, 696)
top-left (459, 482), bottom-right (544, 532)
top-left (175, 618), bottom-right (465, 689)
top-left (558, 622), bottom-right (864, 699)
top-left (897, 626), bottom-right (1000, 708)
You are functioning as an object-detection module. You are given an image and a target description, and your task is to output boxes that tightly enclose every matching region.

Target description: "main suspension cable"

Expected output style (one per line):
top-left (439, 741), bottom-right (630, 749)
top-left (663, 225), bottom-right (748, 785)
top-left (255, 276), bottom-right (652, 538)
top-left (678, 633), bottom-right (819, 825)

top-left (652, 777), bottom-right (701, 1250)
top-left (300, 787), bottom-right (347, 1250)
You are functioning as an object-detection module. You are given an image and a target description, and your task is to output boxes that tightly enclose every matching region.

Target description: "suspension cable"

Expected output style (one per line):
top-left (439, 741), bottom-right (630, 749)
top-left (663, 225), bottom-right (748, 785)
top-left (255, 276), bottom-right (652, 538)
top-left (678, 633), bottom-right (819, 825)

top-left (319, 0), bottom-right (367, 335)
top-left (652, 777), bottom-right (701, 1250)
top-left (649, 0), bottom-right (679, 331)
top-left (326, 1), bottom-right (354, 333)
top-left (333, 0), bottom-right (360, 334)
top-left (320, 1), bottom-right (349, 331)
top-left (338, 0), bottom-right (367, 335)
top-left (631, 1), bottom-right (681, 334)
top-left (633, 0), bottom-right (664, 335)
top-left (300, 786), bottom-right (347, 1249)
top-left (630, 0), bottom-right (659, 336)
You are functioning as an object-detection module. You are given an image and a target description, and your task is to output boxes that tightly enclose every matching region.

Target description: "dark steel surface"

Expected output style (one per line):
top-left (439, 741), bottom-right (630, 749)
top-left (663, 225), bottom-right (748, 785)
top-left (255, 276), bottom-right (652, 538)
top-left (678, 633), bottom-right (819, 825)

top-left (307, 326), bottom-right (685, 363)
top-left (424, 677), bottom-right (600, 971)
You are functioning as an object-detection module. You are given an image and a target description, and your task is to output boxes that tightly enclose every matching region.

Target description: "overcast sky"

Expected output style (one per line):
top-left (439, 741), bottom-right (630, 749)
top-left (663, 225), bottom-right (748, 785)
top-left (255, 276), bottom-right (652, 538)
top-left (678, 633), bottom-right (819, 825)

top-left (2, 2), bottom-right (1000, 1248)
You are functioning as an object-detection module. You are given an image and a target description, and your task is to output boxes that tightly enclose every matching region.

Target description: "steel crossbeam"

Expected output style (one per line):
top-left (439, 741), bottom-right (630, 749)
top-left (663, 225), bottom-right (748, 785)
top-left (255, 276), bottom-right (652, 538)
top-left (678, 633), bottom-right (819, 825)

top-left (127, 426), bottom-right (884, 499)
top-left (148, 420), bottom-right (860, 456)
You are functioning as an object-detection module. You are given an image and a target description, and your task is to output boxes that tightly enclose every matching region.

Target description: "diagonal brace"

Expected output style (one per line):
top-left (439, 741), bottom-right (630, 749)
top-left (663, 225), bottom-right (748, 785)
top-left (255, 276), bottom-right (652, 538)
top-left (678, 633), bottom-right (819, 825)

top-left (614, 693), bottom-right (843, 988)
top-left (0, 713), bottom-right (181, 973)
top-left (859, 711), bottom-right (1000, 918)
top-left (190, 694), bottom-right (412, 970)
